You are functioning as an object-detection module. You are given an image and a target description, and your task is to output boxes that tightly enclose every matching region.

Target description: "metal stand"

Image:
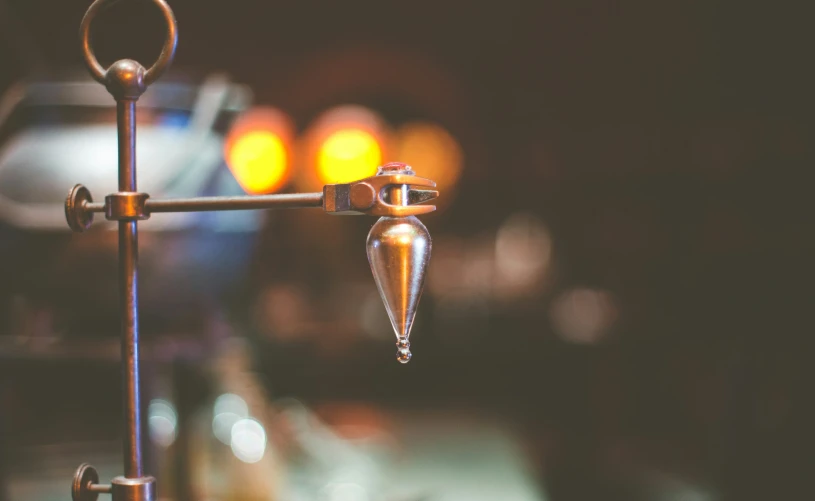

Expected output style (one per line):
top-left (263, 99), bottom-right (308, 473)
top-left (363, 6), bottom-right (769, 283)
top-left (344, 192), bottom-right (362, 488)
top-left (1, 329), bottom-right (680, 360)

top-left (67, 2), bottom-right (437, 501)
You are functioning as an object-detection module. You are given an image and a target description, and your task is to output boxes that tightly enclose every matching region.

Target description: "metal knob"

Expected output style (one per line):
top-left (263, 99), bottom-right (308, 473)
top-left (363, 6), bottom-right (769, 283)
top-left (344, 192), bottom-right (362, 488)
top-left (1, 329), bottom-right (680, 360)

top-left (72, 464), bottom-right (111, 501)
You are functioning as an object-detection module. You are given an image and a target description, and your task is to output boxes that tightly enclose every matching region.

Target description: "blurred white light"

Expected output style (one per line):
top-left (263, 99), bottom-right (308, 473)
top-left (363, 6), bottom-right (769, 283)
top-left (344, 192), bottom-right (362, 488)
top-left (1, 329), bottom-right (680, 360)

top-left (214, 393), bottom-right (249, 416)
top-left (230, 418), bottom-right (267, 464)
top-left (550, 287), bottom-right (618, 344)
top-left (495, 213), bottom-right (553, 294)
top-left (148, 399), bottom-right (177, 448)
top-left (326, 482), bottom-right (369, 501)
top-left (213, 393), bottom-right (249, 445)
top-left (213, 412), bottom-right (242, 445)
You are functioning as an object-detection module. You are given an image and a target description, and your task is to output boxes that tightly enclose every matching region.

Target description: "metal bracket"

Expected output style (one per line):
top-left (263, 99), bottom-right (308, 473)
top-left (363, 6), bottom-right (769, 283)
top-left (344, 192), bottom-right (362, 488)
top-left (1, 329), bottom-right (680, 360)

top-left (105, 192), bottom-right (150, 221)
top-left (72, 464), bottom-right (156, 501)
top-left (323, 173), bottom-right (438, 216)
top-left (110, 476), bottom-right (157, 501)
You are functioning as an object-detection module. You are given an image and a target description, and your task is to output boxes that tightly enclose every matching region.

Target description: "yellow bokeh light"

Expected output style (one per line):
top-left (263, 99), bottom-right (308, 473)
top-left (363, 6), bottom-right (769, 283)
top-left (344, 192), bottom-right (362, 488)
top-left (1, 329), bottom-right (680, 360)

top-left (316, 129), bottom-right (382, 184)
top-left (227, 131), bottom-right (288, 194)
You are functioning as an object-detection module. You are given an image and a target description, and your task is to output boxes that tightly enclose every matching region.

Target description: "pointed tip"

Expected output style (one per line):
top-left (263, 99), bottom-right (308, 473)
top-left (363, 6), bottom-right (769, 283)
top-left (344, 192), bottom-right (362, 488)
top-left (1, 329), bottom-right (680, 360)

top-left (396, 347), bottom-right (412, 363)
top-left (396, 337), bottom-right (412, 363)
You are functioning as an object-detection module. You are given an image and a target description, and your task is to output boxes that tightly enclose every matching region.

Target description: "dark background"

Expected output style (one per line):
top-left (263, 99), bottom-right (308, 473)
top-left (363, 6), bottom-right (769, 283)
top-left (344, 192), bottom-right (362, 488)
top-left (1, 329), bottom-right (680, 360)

top-left (2, 1), bottom-right (814, 500)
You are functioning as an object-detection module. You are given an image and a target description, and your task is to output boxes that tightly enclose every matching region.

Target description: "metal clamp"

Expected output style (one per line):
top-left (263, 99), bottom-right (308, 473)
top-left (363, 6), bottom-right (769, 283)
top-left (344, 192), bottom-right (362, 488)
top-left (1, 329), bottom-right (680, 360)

top-left (80, 0), bottom-right (178, 88)
top-left (323, 173), bottom-right (438, 216)
top-left (110, 476), bottom-right (156, 501)
top-left (72, 464), bottom-right (155, 501)
top-left (105, 192), bottom-right (150, 221)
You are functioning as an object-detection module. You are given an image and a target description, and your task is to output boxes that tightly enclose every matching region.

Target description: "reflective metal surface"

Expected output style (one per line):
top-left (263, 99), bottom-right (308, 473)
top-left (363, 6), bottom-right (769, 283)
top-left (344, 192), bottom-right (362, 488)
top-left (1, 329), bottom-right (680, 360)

top-left (367, 216), bottom-right (432, 363)
top-left (366, 164), bottom-right (433, 363)
top-left (110, 476), bottom-right (155, 501)
top-left (71, 0), bottom-right (179, 496)
top-left (147, 192), bottom-right (323, 212)
top-left (323, 171), bottom-right (437, 217)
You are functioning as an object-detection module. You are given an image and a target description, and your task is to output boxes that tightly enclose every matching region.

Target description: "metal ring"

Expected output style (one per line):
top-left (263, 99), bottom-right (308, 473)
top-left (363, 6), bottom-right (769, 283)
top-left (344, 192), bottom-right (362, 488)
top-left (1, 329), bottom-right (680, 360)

top-left (80, 0), bottom-right (178, 86)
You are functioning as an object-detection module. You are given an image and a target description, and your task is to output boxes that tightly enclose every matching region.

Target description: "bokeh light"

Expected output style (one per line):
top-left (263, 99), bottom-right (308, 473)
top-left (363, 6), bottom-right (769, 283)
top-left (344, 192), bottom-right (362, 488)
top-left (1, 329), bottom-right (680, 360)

top-left (550, 287), bottom-right (618, 344)
top-left (148, 399), bottom-right (177, 448)
top-left (324, 482), bottom-right (369, 501)
top-left (317, 129), bottom-right (382, 185)
top-left (227, 131), bottom-right (287, 193)
top-left (212, 393), bottom-right (249, 445)
top-left (494, 213), bottom-right (553, 296)
top-left (230, 418), bottom-right (267, 463)
top-left (225, 106), bottom-right (293, 194)
top-left (299, 105), bottom-right (389, 190)
top-left (393, 122), bottom-right (463, 191)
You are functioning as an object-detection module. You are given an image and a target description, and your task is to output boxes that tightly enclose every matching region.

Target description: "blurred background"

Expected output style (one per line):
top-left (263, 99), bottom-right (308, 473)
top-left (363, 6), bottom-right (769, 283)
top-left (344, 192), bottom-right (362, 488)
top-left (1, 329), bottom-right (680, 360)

top-left (0, 1), bottom-right (813, 500)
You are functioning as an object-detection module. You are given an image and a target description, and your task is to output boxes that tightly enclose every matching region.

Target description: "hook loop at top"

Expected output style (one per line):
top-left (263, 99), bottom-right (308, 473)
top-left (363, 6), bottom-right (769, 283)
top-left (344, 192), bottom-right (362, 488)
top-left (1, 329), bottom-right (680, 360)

top-left (80, 0), bottom-right (178, 87)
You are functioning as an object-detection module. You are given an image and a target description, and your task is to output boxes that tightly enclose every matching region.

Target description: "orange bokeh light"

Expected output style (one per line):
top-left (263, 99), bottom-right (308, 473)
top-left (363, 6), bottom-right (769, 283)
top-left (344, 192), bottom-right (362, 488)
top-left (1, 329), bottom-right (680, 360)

top-left (316, 128), bottom-right (382, 185)
top-left (225, 107), bottom-right (293, 194)
top-left (227, 131), bottom-right (288, 194)
top-left (297, 105), bottom-right (390, 191)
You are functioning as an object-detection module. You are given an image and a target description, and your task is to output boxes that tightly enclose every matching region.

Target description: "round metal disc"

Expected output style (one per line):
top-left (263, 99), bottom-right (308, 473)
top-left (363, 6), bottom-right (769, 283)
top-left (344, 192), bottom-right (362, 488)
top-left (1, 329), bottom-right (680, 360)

top-left (65, 184), bottom-right (94, 232)
top-left (72, 463), bottom-right (100, 501)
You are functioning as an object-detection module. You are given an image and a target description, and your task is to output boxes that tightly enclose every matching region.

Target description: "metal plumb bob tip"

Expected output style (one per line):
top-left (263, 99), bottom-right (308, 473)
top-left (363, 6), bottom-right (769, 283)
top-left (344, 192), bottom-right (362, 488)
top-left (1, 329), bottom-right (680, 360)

top-left (69, 1), bottom-right (437, 501)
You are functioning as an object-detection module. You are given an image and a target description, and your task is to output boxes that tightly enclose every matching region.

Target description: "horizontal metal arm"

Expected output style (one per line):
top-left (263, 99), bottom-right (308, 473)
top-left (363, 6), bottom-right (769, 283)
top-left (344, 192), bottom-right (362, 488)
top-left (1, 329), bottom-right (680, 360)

top-left (83, 192), bottom-right (323, 214)
top-left (146, 192), bottom-right (323, 212)
top-left (69, 190), bottom-right (324, 231)
top-left (66, 170), bottom-right (437, 232)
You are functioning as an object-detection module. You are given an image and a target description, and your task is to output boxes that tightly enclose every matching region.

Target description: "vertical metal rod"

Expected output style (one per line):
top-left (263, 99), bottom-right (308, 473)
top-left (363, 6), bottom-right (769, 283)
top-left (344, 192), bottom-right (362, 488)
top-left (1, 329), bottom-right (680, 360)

top-left (118, 100), bottom-right (137, 192)
top-left (117, 99), bottom-right (143, 479)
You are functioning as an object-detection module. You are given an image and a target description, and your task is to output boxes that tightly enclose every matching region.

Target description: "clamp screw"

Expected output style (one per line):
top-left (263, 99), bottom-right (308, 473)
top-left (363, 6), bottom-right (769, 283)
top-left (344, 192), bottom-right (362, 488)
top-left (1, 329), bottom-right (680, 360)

top-left (72, 463), bottom-right (111, 501)
top-left (65, 184), bottom-right (95, 232)
top-left (105, 192), bottom-right (150, 221)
